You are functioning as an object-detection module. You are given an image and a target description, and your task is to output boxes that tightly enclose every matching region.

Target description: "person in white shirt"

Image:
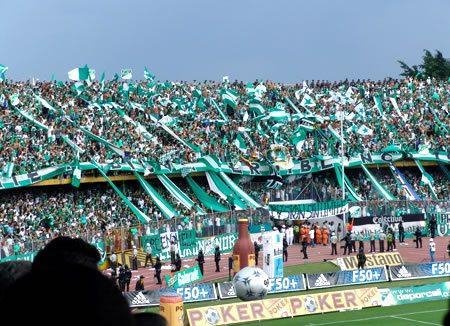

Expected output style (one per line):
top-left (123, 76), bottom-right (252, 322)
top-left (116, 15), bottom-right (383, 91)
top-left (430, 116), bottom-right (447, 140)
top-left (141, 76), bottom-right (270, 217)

top-left (309, 228), bottom-right (315, 247)
top-left (429, 238), bottom-right (436, 262)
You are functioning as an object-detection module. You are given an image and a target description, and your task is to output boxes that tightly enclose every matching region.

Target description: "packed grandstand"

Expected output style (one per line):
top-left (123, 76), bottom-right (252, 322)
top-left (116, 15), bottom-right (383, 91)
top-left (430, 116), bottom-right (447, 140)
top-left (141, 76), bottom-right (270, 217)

top-left (0, 66), bottom-right (449, 257)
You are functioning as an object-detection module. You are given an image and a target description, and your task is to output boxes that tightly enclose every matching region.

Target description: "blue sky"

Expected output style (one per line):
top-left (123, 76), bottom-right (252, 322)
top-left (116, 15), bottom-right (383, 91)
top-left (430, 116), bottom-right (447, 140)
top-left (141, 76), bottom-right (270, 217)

top-left (1, 0), bottom-right (449, 82)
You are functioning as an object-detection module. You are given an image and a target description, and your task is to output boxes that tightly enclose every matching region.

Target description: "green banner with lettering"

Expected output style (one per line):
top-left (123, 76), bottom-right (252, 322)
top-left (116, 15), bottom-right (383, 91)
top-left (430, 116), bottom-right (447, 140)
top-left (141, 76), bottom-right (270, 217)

top-left (178, 229), bottom-right (197, 252)
top-left (164, 264), bottom-right (203, 289)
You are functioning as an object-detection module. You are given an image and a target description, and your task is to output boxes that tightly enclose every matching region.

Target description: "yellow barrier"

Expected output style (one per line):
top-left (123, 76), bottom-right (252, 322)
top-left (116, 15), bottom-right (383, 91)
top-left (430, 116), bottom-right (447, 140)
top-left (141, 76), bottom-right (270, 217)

top-left (160, 294), bottom-right (185, 326)
top-left (187, 287), bottom-right (380, 326)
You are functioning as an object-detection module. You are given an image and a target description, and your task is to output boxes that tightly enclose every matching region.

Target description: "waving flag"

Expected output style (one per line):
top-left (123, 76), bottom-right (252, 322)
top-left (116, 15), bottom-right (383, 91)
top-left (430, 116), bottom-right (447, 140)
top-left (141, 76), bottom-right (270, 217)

top-left (68, 66), bottom-right (93, 81)
top-left (0, 64), bottom-right (8, 81)
top-left (121, 68), bottom-right (133, 80)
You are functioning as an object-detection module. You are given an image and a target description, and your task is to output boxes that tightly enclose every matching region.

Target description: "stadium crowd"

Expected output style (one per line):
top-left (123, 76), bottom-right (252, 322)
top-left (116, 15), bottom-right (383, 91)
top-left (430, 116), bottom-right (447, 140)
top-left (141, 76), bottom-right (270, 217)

top-left (1, 74), bottom-right (449, 258)
top-left (0, 75), bottom-right (448, 174)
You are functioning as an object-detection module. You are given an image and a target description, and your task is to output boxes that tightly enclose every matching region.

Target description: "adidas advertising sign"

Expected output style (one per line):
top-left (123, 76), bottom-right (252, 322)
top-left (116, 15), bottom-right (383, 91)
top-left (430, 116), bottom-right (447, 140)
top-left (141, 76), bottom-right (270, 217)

top-left (217, 275), bottom-right (306, 299)
top-left (125, 283), bottom-right (217, 307)
top-left (390, 262), bottom-right (450, 281)
top-left (307, 267), bottom-right (388, 289)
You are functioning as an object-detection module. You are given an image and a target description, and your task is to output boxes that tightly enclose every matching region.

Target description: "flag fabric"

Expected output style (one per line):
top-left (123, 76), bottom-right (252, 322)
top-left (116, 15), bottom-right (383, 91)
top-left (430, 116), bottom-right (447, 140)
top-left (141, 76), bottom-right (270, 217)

top-left (68, 67), bottom-right (90, 81)
top-left (144, 67), bottom-right (155, 81)
top-left (356, 124), bottom-right (373, 136)
top-left (121, 69), bottom-right (133, 80)
top-left (291, 127), bottom-right (307, 152)
top-left (249, 102), bottom-right (265, 116)
top-left (234, 133), bottom-right (247, 153)
top-left (0, 64), bottom-right (8, 81)
top-left (300, 93), bottom-right (316, 107)
top-left (221, 89), bottom-right (238, 108)
top-left (420, 172), bottom-right (434, 186)
top-left (2, 162), bottom-right (14, 178)
top-left (71, 166), bottom-right (82, 188)
top-left (373, 95), bottom-right (384, 116)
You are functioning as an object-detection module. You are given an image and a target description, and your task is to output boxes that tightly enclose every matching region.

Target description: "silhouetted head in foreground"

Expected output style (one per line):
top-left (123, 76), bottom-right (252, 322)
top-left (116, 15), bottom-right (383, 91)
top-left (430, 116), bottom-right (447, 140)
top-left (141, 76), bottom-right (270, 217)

top-left (0, 260), bottom-right (31, 300)
top-left (0, 237), bottom-right (133, 326)
top-left (133, 312), bottom-right (168, 326)
top-left (32, 236), bottom-right (101, 272)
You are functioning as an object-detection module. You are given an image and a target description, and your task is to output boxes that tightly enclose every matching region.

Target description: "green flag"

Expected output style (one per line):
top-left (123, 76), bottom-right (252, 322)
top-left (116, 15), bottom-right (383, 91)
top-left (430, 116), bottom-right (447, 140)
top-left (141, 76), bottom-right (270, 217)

top-left (0, 64), bottom-right (8, 81)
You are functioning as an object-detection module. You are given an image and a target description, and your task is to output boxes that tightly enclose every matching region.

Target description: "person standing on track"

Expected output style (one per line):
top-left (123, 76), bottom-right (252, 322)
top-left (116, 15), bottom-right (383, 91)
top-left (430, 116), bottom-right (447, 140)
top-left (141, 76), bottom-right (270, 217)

top-left (379, 229), bottom-right (386, 252)
top-left (330, 232), bottom-right (338, 255)
top-left (214, 246), bottom-right (221, 272)
top-left (398, 221), bottom-right (405, 244)
top-left (196, 249), bottom-right (205, 276)
top-left (357, 248), bottom-right (367, 269)
top-left (154, 257), bottom-right (162, 285)
top-left (429, 238), bottom-right (436, 262)
top-left (414, 226), bottom-right (422, 248)
top-left (369, 230), bottom-right (376, 253)
top-left (283, 237), bottom-right (289, 262)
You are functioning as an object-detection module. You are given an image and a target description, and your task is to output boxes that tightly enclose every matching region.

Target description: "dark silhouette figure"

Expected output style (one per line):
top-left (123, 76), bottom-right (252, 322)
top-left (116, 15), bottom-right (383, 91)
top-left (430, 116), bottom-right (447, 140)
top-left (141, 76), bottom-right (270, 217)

top-left (196, 249), bottom-right (205, 276)
top-left (154, 257), bottom-right (162, 284)
top-left (414, 227), bottom-right (423, 248)
top-left (0, 236), bottom-right (134, 326)
top-left (214, 246), bottom-right (221, 272)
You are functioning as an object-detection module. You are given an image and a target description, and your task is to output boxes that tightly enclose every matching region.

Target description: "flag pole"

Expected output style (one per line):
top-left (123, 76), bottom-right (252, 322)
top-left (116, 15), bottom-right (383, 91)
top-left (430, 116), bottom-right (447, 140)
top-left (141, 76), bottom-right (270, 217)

top-left (340, 108), bottom-right (346, 230)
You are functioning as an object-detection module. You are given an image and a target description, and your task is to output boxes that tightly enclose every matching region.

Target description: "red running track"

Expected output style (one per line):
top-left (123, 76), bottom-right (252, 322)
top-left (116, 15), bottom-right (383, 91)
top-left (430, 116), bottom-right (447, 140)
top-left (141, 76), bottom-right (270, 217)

top-left (118, 236), bottom-right (450, 291)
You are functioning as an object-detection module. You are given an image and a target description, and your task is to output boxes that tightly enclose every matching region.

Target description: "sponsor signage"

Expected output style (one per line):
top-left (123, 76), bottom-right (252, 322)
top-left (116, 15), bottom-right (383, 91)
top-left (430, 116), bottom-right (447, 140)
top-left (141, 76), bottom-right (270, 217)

top-left (164, 265), bottom-right (203, 289)
top-left (352, 214), bottom-right (424, 226)
top-left (176, 283), bottom-right (218, 303)
top-left (380, 282), bottom-right (450, 306)
top-left (332, 252), bottom-right (404, 271)
top-left (390, 261), bottom-right (450, 281)
top-left (141, 232), bottom-right (238, 261)
top-left (217, 275), bottom-right (306, 299)
top-left (306, 267), bottom-right (388, 289)
top-left (187, 287), bottom-right (380, 326)
top-left (126, 283), bottom-right (217, 307)
top-left (427, 212), bottom-right (450, 236)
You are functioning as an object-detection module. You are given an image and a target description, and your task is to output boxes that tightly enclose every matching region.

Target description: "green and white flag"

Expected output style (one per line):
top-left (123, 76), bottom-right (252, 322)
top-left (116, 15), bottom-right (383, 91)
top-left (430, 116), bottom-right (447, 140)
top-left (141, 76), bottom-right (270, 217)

top-left (144, 67), bottom-right (155, 80)
top-left (291, 127), bottom-right (307, 152)
top-left (121, 68), bottom-right (133, 80)
top-left (68, 66), bottom-right (92, 81)
top-left (389, 97), bottom-right (406, 122)
top-left (71, 166), bottom-right (81, 188)
top-left (0, 64), bottom-right (8, 81)
top-left (249, 101), bottom-right (265, 115)
top-left (221, 88), bottom-right (238, 108)
top-left (357, 124), bottom-right (373, 136)
top-left (300, 93), bottom-right (316, 107)
top-left (234, 133), bottom-right (248, 153)
top-left (2, 163), bottom-right (14, 178)
top-left (373, 95), bottom-right (384, 116)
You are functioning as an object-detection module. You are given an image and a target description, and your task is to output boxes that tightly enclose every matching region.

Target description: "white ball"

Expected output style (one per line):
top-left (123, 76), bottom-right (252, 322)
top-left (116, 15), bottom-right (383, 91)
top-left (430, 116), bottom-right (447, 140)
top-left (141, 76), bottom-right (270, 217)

top-left (233, 266), bottom-right (269, 301)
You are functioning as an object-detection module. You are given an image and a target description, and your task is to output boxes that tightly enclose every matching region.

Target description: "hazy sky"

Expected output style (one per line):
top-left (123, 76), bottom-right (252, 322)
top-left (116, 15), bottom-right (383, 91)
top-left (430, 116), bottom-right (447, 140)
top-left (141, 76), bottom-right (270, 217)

top-left (1, 0), bottom-right (449, 82)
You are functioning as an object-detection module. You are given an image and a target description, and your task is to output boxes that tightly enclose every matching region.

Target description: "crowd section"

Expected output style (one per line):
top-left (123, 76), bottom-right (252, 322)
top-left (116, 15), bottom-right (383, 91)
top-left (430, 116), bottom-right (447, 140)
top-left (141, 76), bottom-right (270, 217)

top-left (0, 74), bottom-right (449, 258)
top-left (0, 76), bottom-right (449, 174)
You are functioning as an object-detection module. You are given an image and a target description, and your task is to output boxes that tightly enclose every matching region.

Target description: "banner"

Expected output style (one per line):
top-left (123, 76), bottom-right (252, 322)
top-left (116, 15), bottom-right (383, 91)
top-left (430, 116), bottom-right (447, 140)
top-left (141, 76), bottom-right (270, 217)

top-left (389, 261), bottom-right (450, 281)
top-left (178, 229), bottom-right (197, 252)
top-left (0, 251), bottom-right (36, 263)
top-left (141, 232), bottom-right (237, 261)
top-left (306, 267), bottom-right (388, 289)
top-left (0, 165), bottom-right (68, 190)
top-left (217, 274), bottom-right (306, 299)
top-left (176, 282), bottom-right (217, 303)
top-left (379, 282), bottom-right (450, 306)
top-left (331, 252), bottom-right (404, 271)
top-left (187, 287), bottom-right (380, 326)
top-left (269, 200), bottom-right (347, 215)
top-left (426, 212), bottom-right (450, 236)
top-left (125, 283), bottom-right (217, 307)
top-left (164, 265), bottom-right (203, 289)
top-left (352, 213), bottom-right (424, 226)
